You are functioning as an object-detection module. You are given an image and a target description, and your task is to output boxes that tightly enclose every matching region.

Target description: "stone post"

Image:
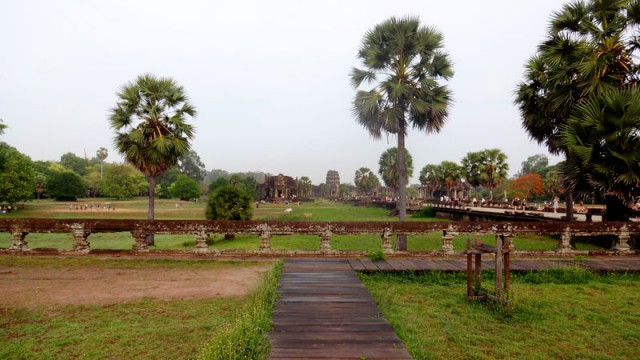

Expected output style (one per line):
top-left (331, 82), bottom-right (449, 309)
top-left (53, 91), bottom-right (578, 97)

top-left (557, 226), bottom-right (573, 253)
top-left (194, 229), bottom-right (209, 253)
top-left (613, 225), bottom-right (631, 253)
top-left (381, 228), bottom-right (393, 254)
top-left (8, 229), bottom-right (29, 251)
top-left (441, 231), bottom-right (454, 255)
top-left (131, 231), bottom-right (149, 253)
top-left (260, 231), bottom-right (272, 252)
top-left (320, 229), bottom-right (332, 254)
top-left (70, 224), bottom-right (91, 253)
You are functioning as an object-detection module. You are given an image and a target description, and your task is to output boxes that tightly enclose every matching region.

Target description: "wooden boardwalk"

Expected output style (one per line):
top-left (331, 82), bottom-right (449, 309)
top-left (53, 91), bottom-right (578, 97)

top-left (268, 259), bottom-right (411, 359)
top-left (347, 258), bottom-right (640, 272)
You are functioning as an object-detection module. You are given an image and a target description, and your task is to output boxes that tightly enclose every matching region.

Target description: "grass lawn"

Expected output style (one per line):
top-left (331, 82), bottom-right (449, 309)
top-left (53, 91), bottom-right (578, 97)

top-left (361, 270), bottom-right (640, 359)
top-left (0, 257), bottom-right (278, 360)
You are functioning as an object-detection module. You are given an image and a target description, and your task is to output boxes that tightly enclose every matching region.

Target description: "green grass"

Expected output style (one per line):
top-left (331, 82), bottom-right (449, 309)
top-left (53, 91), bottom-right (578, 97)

top-left (197, 261), bottom-right (282, 360)
top-left (361, 269), bottom-right (640, 359)
top-left (0, 257), bottom-right (275, 360)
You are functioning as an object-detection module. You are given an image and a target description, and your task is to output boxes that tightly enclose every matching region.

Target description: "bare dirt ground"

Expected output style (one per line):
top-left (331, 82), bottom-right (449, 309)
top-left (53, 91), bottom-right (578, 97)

top-left (0, 263), bottom-right (272, 307)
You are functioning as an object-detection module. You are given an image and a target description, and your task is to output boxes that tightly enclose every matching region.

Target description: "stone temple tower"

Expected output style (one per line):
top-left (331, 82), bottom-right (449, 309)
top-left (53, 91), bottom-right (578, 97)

top-left (325, 170), bottom-right (340, 198)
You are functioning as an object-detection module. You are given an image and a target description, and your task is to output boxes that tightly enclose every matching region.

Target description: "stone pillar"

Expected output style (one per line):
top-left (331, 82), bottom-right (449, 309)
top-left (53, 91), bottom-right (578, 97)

top-left (194, 229), bottom-right (209, 253)
top-left (320, 229), bottom-right (332, 254)
top-left (70, 224), bottom-right (91, 253)
top-left (131, 231), bottom-right (149, 253)
top-left (260, 231), bottom-right (272, 252)
top-left (614, 225), bottom-right (631, 253)
top-left (381, 228), bottom-right (393, 254)
top-left (557, 227), bottom-right (573, 253)
top-left (441, 231), bottom-right (454, 255)
top-left (8, 229), bottom-right (29, 251)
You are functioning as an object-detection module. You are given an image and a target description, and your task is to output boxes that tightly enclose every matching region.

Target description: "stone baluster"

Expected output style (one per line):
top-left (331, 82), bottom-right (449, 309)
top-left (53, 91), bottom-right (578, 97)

top-left (556, 226), bottom-right (573, 253)
top-left (498, 234), bottom-right (515, 252)
top-left (613, 225), bottom-right (631, 253)
top-left (441, 230), bottom-right (454, 255)
top-left (381, 228), bottom-right (393, 254)
top-left (320, 229), bottom-right (332, 254)
top-left (131, 230), bottom-right (149, 252)
top-left (194, 228), bottom-right (209, 253)
top-left (260, 231), bottom-right (272, 252)
top-left (70, 224), bottom-right (91, 253)
top-left (8, 228), bottom-right (29, 251)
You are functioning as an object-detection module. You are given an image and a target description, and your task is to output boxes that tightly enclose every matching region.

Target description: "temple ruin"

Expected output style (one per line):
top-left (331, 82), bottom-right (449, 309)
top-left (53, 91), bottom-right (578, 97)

top-left (326, 170), bottom-right (340, 198)
top-left (257, 174), bottom-right (298, 201)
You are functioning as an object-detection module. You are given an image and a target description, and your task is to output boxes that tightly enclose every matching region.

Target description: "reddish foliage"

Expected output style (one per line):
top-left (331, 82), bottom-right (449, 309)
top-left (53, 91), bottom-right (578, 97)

top-left (510, 173), bottom-right (545, 199)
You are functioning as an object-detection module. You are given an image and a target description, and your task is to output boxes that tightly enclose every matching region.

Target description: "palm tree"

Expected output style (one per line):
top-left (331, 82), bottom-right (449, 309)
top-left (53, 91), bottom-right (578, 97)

top-left (109, 74), bottom-right (196, 244)
top-left (96, 147), bottom-right (108, 180)
top-left (515, 0), bottom-right (640, 220)
top-left (0, 119), bottom-right (7, 135)
top-left (561, 87), bottom-right (640, 221)
top-left (461, 151), bottom-right (484, 196)
top-left (354, 167), bottom-right (380, 196)
top-left (297, 176), bottom-right (313, 198)
top-left (478, 149), bottom-right (509, 201)
top-left (439, 161), bottom-right (462, 199)
top-left (419, 164), bottom-right (440, 199)
top-left (351, 15), bottom-right (454, 229)
top-left (378, 148), bottom-right (414, 193)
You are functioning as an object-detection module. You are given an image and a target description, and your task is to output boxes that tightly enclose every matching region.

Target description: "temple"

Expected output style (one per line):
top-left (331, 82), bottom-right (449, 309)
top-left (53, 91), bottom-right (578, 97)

top-left (256, 174), bottom-right (298, 201)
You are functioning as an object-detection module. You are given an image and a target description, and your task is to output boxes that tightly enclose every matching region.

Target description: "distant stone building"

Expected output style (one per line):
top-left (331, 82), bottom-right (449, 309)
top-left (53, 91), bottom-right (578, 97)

top-left (325, 170), bottom-right (340, 198)
top-left (256, 174), bottom-right (298, 201)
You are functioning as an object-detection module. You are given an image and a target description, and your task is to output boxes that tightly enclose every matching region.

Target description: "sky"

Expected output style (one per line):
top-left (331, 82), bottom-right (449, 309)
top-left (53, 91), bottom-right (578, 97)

top-left (0, 0), bottom-right (565, 185)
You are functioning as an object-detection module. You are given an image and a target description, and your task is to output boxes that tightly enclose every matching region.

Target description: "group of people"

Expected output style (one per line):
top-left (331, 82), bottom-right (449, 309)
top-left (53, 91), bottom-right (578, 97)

top-left (68, 203), bottom-right (113, 211)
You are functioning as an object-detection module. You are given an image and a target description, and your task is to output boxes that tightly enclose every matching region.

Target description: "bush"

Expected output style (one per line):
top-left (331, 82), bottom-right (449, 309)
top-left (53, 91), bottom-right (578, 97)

top-left (411, 206), bottom-right (435, 218)
top-left (47, 171), bottom-right (85, 201)
top-left (368, 249), bottom-right (386, 262)
top-left (206, 185), bottom-right (252, 220)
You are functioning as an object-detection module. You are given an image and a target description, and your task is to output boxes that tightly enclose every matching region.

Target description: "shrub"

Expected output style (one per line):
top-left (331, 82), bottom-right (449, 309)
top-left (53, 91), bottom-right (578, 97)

top-left (368, 249), bottom-right (386, 262)
top-left (411, 206), bottom-right (435, 218)
top-left (206, 185), bottom-right (252, 220)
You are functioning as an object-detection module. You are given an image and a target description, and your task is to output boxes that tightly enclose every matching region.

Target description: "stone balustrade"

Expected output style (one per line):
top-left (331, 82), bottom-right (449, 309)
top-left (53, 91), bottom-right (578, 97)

top-left (0, 219), bottom-right (637, 256)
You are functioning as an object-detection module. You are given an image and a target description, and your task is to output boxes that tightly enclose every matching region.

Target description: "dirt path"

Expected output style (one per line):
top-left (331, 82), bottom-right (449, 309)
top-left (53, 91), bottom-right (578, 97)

top-left (0, 264), bottom-right (272, 307)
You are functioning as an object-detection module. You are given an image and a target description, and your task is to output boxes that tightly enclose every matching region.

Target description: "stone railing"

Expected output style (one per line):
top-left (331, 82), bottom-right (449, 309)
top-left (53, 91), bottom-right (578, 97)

top-left (0, 218), bottom-right (637, 256)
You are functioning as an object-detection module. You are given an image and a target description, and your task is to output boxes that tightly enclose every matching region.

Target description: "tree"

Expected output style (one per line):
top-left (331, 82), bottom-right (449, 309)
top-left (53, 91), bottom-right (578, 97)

top-left (515, 0), bottom-right (640, 220)
top-left (561, 87), bottom-right (640, 221)
top-left (60, 152), bottom-right (89, 176)
top-left (298, 176), bottom-right (313, 198)
top-left (439, 161), bottom-right (462, 198)
top-left (110, 73), bottom-right (196, 244)
top-left (34, 173), bottom-right (47, 199)
top-left (169, 174), bottom-right (200, 200)
top-left (354, 167), bottom-right (380, 195)
top-left (96, 147), bottom-right (108, 180)
top-left (0, 119), bottom-right (7, 135)
top-left (0, 143), bottom-right (35, 204)
top-left (351, 15), bottom-right (454, 233)
top-left (461, 151), bottom-right (484, 194)
top-left (477, 149), bottom-right (509, 201)
top-left (208, 177), bottom-right (229, 193)
top-left (206, 185), bottom-right (252, 220)
top-left (47, 171), bottom-right (85, 201)
top-left (509, 173), bottom-right (546, 200)
top-left (419, 164), bottom-right (440, 199)
top-left (378, 147), bottom-right (414, 192)
top-left (101, 163), bottom-right (148, 199)
top-left (519, 154), bottom-right (550, 177)
top-left (178, 149), bottom-right (206, 182)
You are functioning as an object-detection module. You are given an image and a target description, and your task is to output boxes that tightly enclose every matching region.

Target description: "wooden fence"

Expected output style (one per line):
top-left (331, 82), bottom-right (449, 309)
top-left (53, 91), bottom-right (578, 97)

top-left (0, 219), bottom-right (636, 256)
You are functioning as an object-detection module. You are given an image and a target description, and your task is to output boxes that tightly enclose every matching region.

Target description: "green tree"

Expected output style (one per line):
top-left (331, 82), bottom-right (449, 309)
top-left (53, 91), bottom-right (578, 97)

top-left (208, 177), bottom-right (229, 193)
top-left (519, 154), bottom-right (550, 178)
top-left (354, 167), bottom-right (380, 195)
top-left (298, 176), bottom-right (313, 198)
top-left (0, 143), bottom-right (35, 204)
top-left (461, 151), bottom-right (484, 194)
top-left (96, 147), bottom-right (108, 180)
top-left (351, 15), bottom-right (454, 232)
top-left (101, 163), bottom-right (148, 199)
top-left (178, 149), bottom-right (206, 181)
top-left (419, 164), bottom-right (440, 199)
top-left (47, 171), bottom-right (85, 201)
top-left (169, 174), bottom-right (200, 201)
top-left (439, 161), bottom-right (462, 198)
top-left (60, 152), bottom-right (89, 176)
top-left (562, 87), bottom-right (640, 220)
top-left (155, 167), bottom-right (182, 199)
top-left (378, 147), bottom-right (414, 192)
top-left (0, 119), bottom-right (7, 135)
top-left (110, 74), bottom-right (196, 244)
top-left (206, 185), bottom-right (252, 220)
top-left (478, 149), bottom-right (509, 201)
top-left (34, 173), bottom-right (47, 199)
top-left (515, 0), bottom-right (640, 219)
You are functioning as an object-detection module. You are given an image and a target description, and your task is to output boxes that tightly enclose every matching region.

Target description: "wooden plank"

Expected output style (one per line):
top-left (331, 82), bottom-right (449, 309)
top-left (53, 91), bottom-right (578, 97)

top-left (358, 258), bottom-right (381, 271)
top-left (347, 258), bottom-right (366, 271)
top-left (385, 259), bottom-right (408, 271)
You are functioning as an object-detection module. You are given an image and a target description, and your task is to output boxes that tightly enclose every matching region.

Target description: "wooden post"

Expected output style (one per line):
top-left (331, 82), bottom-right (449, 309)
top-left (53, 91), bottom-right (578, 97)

top-left (474, 239), bottom-right (481, 293)
top-left (466, 239), bottom-right (473, 298)
top-left (504, 237), bottom-right (511, 294)
top-left (495, 238), bottom-right (503, 300)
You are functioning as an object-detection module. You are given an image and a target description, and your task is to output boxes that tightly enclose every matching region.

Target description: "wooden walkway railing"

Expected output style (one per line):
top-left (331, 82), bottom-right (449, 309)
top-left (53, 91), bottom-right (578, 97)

top-left (0, 218), bottom-right (637, 256)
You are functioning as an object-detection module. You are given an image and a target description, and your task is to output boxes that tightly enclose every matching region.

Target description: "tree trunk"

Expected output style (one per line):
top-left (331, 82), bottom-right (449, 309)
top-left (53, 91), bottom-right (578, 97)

top-left (396, 123), bottom-right (408, 251)
top-left (602, 195), bottom-right (630, 221)
top-left (565, 192), bottom-right (574, 222)
top-left (145, 176), bottom-right (156, 246)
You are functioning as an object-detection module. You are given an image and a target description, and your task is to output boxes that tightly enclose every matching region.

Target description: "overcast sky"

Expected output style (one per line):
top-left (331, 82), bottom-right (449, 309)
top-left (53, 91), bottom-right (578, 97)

top-left (0, 0), bottom-right (565, 185)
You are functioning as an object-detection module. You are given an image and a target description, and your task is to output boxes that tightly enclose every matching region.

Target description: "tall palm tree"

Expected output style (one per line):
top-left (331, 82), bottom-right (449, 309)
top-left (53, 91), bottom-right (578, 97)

top-left (378, 147), bottom-right (414, 193)
top-left (419, 164), bottom-right (440, 199)
top-left (478, 149), bottom-right (509, 201)
top-left (110, 74), bottom-right (196, 243)
top-left (561, 87), bottom-right (640, 220)
top-left (515, 0), bottom-right (640, 220)
top-left (351, 15), bottom-right (454, 229)
top-left (0, 119), bottom-right (7, 135)
top-left (96, 147), bottom-right (108, 180)
top-left (354, 167), bottom-right (380, 195)
top-left (439, 161), bottom-right (462, 199)
top-left (297, 176), bottom-right (313, 198)
top-left (461, 151), bottom-right (484, 196)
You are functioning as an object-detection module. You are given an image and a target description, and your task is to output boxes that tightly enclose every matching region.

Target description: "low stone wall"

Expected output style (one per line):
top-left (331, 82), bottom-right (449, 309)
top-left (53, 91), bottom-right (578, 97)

top-left (0, 219), bottom-right (637, 256)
